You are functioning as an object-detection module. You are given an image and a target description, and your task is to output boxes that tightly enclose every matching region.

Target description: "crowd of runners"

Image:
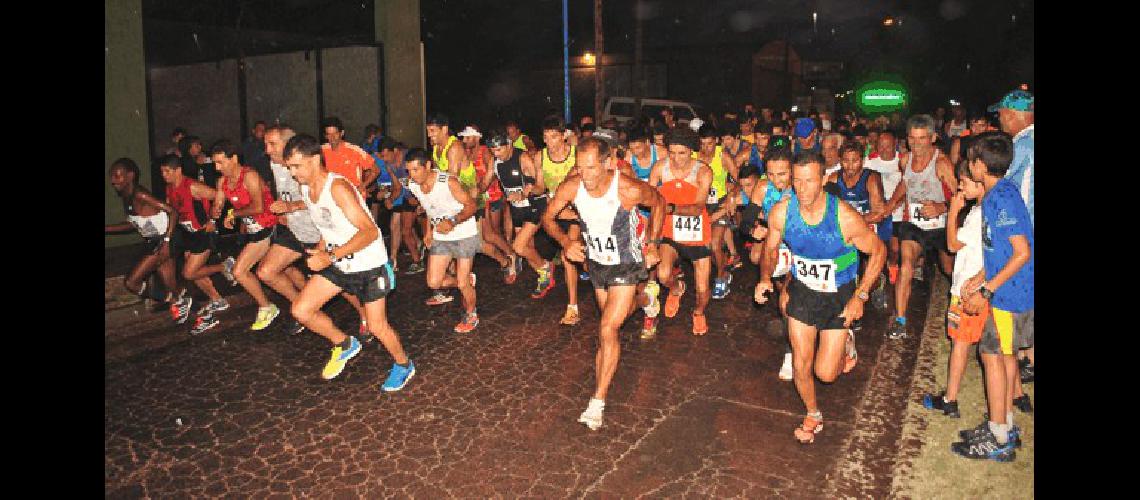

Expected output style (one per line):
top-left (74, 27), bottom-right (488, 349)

top-left (106, 89), bottom-right (1034, 462)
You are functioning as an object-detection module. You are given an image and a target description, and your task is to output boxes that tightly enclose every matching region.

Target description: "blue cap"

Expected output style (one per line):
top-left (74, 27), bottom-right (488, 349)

top-left (987, 89), bottom-right (1034, 113)
top-left (794, 117), bottom-right (816, 138)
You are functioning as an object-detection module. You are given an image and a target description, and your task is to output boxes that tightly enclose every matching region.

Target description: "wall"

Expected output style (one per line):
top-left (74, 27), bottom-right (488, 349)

top-left (245, 51), bottom-right (319, 137)
top-left (321, 46), bottom-right (382, 144)
top-left (105, 0), bottom-right (151, 248)
top-left (377, 0), bottom-right (426, 148)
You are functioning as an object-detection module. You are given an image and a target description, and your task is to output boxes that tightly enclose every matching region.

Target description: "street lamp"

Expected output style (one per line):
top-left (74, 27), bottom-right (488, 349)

top-left (583, 51), bottom-right (596, 67)
top-left (882, 15), bottom-right (896, 27)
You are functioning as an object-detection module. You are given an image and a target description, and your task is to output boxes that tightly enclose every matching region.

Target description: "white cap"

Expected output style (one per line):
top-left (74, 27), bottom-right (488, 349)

top-left (457, 126), bottom-right (482, 138)
top-left (688, 118), bottom-right (704, 131)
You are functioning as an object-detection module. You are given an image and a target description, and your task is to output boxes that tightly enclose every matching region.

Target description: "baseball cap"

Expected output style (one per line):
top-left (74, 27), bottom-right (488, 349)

top-left (987, 89), bottom-right (1034, 113)
top-left (794, 117), bottom-right (816, 138)
top-left (457, 125), bottom-right (482, 138)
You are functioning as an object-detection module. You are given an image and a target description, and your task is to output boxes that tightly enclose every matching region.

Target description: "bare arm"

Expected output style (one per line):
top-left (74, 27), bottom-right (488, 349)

top-left (541, 176), bottom-right (581, 248)
top-left (865, 171), bottom-right (887, 224)
top-left (232, 171), bottom-right (266, 217)
top-left (360, 150), bottom-right (379, 188)
top-left (838, 201), bottom-right (886, 298)
top-left (446, 176), bottom-right (478, 225)
top-left (757, 199), bottom-right (789, 288)
top-left (136, 189), bottom-right (179, 240)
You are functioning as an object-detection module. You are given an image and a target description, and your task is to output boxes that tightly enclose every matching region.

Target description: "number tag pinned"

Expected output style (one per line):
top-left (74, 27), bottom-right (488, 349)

top-left (793, 255), bottom-right (837, 292)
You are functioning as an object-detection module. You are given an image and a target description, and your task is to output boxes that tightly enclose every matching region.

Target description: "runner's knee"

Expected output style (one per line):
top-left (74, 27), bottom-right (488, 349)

top-left (291, 301), bottom-right (316, 323)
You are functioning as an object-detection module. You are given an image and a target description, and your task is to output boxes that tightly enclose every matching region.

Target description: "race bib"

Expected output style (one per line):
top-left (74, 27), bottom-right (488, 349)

top-left (242, 216), bottom-right (264, 232)
top-left (672, 215), bottom-right (703, 243)
top-left (909, 202), bottom-right (946, 230)
top-left (773, 246), bottom-right (793, 278)
top-left (793, 255), bottom-right (838, 292)
top-left (505, 187), bottom-right (530, 208)
top-left (585, 233), bottom-right (619, 265)
top-left (706, 185), bottom-right (720, 204)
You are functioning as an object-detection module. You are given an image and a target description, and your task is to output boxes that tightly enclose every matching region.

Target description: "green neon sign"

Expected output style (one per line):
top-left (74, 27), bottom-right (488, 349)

top-left (856, 79), bottom-right (908, 114)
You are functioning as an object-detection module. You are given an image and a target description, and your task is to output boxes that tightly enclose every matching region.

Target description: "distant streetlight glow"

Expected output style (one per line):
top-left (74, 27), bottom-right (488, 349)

top-left (812, 12), bottom-right (818, 33)
top-left (883, 15), bottom-right (895, 27)
top-left (583, 52), bottom-right (596, 66)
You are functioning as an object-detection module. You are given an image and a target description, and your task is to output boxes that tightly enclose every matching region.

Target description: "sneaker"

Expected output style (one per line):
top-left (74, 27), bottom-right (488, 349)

top-left (514, 253), bottom-right (526, 276)
top-left (455, 311), bottom-right (480, 333)
top-left (503, 258), bottom-right (518, 285)
top-left (711, 278), bottom-right (729, 300)
top-left (531, 262), bottom-right (556, 299)
top-left (1013, 394), bottom-right (1033, 414)
top-left (560, 305), bottom-right (581, 326)
top-left (221, 256), bottom-right (237, 285)
top-left (950, 426), bottom-right (1016, 462)
top-left (1019, 357), bottom-right (1034, 384)
top-left (359, 320), bottom-right (374, 343)
top-left (921, 391), bottom-right (961, 418)
top-left (287, 319), bottom-right (306, 335)
top-left (778, 352), bottom-right (794, 381)
top-left (672, 265), bottom-right (685, 279)
top-left (578, 398), bottom-right (605, 431)
top-left (692, 312), bottom-right (708, 336)
top-left (664, 280), bottom-right (686, 318)
top-left (321, 337), bottom-right (362, 380)
top-left (197, 298), bottom-right (230, 315)
top-left (404, 262), bottom-right (425, 275)
top-left (639, 316), bottom-right (658, 339)
top-left (470, 272), bottom-right (477, 288)
top-left (887, 318), bottom-right (908, 339)
top-left (843, 330), bottom-right (858, 374)
top-left (250, 304), bottom-right (280, 331)
top-left (958, 421), bottom-right (1023, 449)
top-left (914, 265), bottom-right (925, 282)
top-left (794, 414), bottom-right (824, 444)
top-left (171, 296), bottom-right (193, 325)
top-left (643, 280), bottom-right (661, 318)
top-left (190, 313), bottom-right (219, 335)
top-left (851, 319), bottom-right (863, 332)
top-left (381, 361), bottom-right (416, 392)
top-left (426, 292), bottom-right (454, 306)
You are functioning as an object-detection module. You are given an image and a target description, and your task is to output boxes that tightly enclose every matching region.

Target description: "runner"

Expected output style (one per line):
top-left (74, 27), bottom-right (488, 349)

top-left (371, 138), bottom-right (425, 275)
top-left (160, 153), bottom-right (229, 335)
top-left (626, 126), bottom-right (658, 183)
top-left (535, 115), bottom-right (586, 326)
top-left (826, 142), bottom-right (891, 313)
top-left (792, 118), bottom-right (821, 155)
top-left (282, 134), bottom-right (415, 389)
top-left (647, 127), bottom-right (714, 335)
top-left (321, 116), bottom-right (378, 193)
top-left (506, 120), bottom-right (537, 152)
top-left (105, 157), bottom-right (187, 322)
top-left (821, 132), bottom-right (845, 178)
top-left (755, 151), bottom-right (886, 444)
top-left (695, 124), bottom-right (739, 300)
top-left (863, 130), bottom-right (905, 286)
top-left (404, 148), bottom-right (483, 334)
top-left (542, 137), bottom-right (665, 430)
top-left (459, 124), bottom-right (519, 284)
top-left (883, 115), bottom-right (958, 339)
top-left (487, 130), bottom-right (556, 298)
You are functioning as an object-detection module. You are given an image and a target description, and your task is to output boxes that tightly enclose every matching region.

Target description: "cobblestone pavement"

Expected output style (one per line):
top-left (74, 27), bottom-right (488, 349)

top-left (105, 255), bottom-right (932, 498)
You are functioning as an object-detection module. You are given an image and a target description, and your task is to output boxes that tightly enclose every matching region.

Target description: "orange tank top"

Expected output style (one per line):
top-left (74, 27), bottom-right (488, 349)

top-left (658, 160), bottom-right (711, 245)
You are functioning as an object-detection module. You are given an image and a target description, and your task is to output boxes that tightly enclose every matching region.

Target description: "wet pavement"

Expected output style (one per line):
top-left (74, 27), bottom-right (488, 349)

top-left (105, 254), bottom-right (932, 498)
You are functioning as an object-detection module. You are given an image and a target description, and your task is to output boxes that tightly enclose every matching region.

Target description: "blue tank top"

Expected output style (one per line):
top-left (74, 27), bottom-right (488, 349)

top-left (836, 169), bottom-right (872, 214)
top-left (783, 193), bottom-right (859, 289)
top-left (749, 144), bottom-right (763, 172)
top-left (760, 182), bottom-right (793, 218)
top-left (630, 146), bottom-right (656, 181)
top-left (374, 158), bottom-right (393, 185)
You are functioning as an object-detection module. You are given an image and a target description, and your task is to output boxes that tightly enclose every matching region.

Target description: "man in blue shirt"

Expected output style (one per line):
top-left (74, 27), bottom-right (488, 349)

top-left (954, 132), bottom-right (1033, 462)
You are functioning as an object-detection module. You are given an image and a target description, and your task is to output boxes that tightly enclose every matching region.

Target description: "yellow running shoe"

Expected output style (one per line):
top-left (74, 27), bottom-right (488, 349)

top-left (321, 337), bottom-right (362, 380)
top-left (250, 304), bottom-right (280, 331)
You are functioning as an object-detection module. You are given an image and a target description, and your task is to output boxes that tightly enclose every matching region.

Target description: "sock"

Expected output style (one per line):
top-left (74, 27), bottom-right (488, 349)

top-left (1007, 411), bottom-right (1015, 428)
top-left (807, 410), bottom-right (823, 420)
top-left (988, 421), bottom-right (1009, 444)
top-left (896, 316), bottom-right (907, 325)
top-left (588, 398), bottom-right (605, 410)
top-left (397, 360), bottom-right (411, 369)
top-left (567, 304), bottom-right (578, 312)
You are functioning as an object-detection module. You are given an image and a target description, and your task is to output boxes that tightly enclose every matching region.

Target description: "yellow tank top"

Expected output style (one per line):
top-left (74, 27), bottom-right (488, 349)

top-left (434, 135), bottom-right (480, 205)
top-left (512, 134), bottom-right (528, 151)
top-left (708, 145), bottom-right (726, 202)
top-left (542, 145), bottom-right (576, 192)
top-left (433, 136), bottom-right (458, 172)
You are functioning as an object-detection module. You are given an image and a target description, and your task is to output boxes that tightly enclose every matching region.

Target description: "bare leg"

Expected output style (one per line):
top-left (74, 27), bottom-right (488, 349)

top-left (813, 328), bottom-right (851, 383)
top-left (895, 241), bottom-right (921, 318)
top-left (980, 352), bottom-right (1008, 426)
top-left (183, 251), bottom-right (222, 301)
top-left (291, 274), bottom-right (350, 344)
top-left (454, 257), bottom-right (476, 314)
top-left (692, 257), bottom-right (712, 315)
top-left (364, 297), bottom-right (409, 364)
top-left (232, 238), bottom-right (273, 307)
top-left (945, 339), bottom-right (972, 401)
top-left (710, 225), bottom-right (727, 281)
top-left (788, 317), bottom-right (821, 414)
top-left (389, 211), bottom-right (403, 268)
top-left (591, 285), bottom-right (637, 400)
top-left (512, 223), bottom-right (547, 271)
top-left (256, 245), bottom-right (304, 302)
top-left (562, 223), bottom-right (581, 307)
top-left (284, 266), bottom-right (306, 290)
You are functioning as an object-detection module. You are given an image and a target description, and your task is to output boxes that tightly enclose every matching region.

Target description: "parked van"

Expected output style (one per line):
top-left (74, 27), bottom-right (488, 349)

top-left (602, 97), bottom-right (706, 128)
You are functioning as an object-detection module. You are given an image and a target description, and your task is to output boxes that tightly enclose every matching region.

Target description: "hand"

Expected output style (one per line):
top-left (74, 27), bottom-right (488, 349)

top-left (508, 191), bottom-right (522, 203)
top-left (920, 201), bottom-right (942, 219)
top-left (223, 211), bottom-right (235, 230)
top-left (423, 232), bottom-right (433, 249)
top-left (270, 200), bottom-right (290, 214)
top-left (754, 280), bottom-right (774, 304)
top-left (962, 274), bottom-right (985, 298)
top-left (384, 198), bottom-right (395, 209)
top-left (304, 247), bottom-right (333, 272)
top-left (563, 240), bottom-right (586, 262)
top-left (203, 220), bottom-right (217, 233)
top-left (154, 239), bottom-right (170, 257)
top-left (839, 296), bottom-right (865, 328)
top-left (751, 224), bottom-right (768, 240)
top-left (949, 191), bottom-right (966, 215)
top-left (962, 291), bottom-right (989, 315)
top-left (435, 219), bottom-right (455, 234)
top-left (643, 244), bottom-right (660, 269)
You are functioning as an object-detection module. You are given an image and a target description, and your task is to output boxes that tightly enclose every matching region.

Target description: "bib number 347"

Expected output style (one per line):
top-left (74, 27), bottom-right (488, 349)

top-left (794, 255), bottom-right (837, 293)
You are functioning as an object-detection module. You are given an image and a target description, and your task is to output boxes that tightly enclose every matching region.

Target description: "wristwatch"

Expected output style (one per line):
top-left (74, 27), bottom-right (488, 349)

top-left (979, 286), bottom-right (994, 301)
top-left (856, 290), bottom-right (870, 301)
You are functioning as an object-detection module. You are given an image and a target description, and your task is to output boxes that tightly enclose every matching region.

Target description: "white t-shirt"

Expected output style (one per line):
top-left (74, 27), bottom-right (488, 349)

top-left (865, 156), bottom-right (904, 221)
top-left (950, 206), bottom-right (983, 297)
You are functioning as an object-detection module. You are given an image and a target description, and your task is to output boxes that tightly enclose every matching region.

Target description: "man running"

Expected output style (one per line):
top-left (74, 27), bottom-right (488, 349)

top-left (404, 148), bottom-right (483, 334)
top-left (648, 128), bottom-right (715, 335)
top-left (459, 124), bottom-right (519, 283)
top-left (695, 124), bottom-right (739, 300)
top-left (543, 137), bottom-right (665, 430)
top-left (535, 115), bottom-right (586, 326)
top-left (321, 116), bottom-right (377, 193)
top-left (372, 138), bottom-right (425, 274)
top-left (827, 142), bottom-right (891, 312)
top-left (755, 151), bottom-right (886, 444)
top-left (106, 157), bottom-right (187, 321)
top-left (883, 115), bottom-right (958, 339)
top-left (488, 131), bottom-right (557, 298)
top-left (283, 134), bottom-right (415, 389)
top-left (863, 130), bottom-right (905, 286)
top-left (506, 120), bottom-right (537, 152)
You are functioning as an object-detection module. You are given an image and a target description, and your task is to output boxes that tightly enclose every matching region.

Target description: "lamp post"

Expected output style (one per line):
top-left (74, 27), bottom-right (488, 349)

top-left (562, 0), bottom-right (571, 124)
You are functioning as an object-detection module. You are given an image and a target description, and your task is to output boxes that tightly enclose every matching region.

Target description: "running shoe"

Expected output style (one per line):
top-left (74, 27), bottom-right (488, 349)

top-left (1013, 394), bottom-right (1033, 414)
top-left (470, 272), bottom-right (477, 288)
top-left (711, 278), bottom-right (730, 300)
top-left (639, 316), bottom-right (658, 339)
top-left (250, 304), bottom-right (280, 331)
top-left (1019, 357), bottom-right (1034, 384)
top-left (888, 264), bottom-right (899, 285)
top-left (672, 265), bottom-right (685, 279)
top-left (531, 262), bottom-right (556, 299)
top-left (455, 311), bottom-right (480, 333)
top-left (959, 421), bottom-right (1023, 449)
top-left (871, 286), bottom-right (889, 310)
top-left (503, 258), bottom-right (518, 285)
top-left (577, 398), bottom-right (605, 431)
top-left (222, 256), bottom-right (237, 285)
top-left (321, 336), bottom-right (362, 380)
top-left (778, 352), bottom-right (794, 381)
top-left (664, 280), bottom-right (686, 318)
top-left (922, 391), bottom-right (961, 418)
top-left (425, 292), bottom-right (454, 306)
top-left (794, 414), bottom-right (824, 444)
top-left (171, 296), bottom-right (193, 325)
top-left (381, 360), bottom-right (416, 392)
top-left (579, 271), bottom-right (590, 281)
top-left (359, 320), bottom-right (374, 343)
top-left (642, 280), bottom-right (661, 318)
top-left (190, 313), bottom-right (219, 335)
top-left (560, 305), bottom-right (581, 326)
top-left (692, 312), bottom-right (708, 336)
top-left (950, 426), bottom-right (1016, 462)
top-left (197, 298), bottom-right (230, 315)
top-left (404, 262), bottom-right (425, 275)
top-left (887, 318), bottom-right (908, 339)
top-left (851, 319), bottom-right (863, 332)
top-left (843, 330), bottom-right (858, 373)
top-left (914, 265), bottom-right (925, 282)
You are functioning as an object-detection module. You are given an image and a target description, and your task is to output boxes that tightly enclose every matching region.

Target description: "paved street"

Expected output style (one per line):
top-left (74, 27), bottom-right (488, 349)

top-left (105, 254), bottom-right (931, 498)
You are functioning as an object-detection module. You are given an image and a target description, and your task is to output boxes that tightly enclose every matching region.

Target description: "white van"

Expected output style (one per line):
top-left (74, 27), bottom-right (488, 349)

top-left (602, 97), bottom-right (706, 128)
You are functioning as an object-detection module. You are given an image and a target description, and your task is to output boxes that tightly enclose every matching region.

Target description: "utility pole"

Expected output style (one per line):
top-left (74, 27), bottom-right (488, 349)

top-left (562, 0), bottom-right (571, 124)
top-left (594, 0), bottom-right (604, 122)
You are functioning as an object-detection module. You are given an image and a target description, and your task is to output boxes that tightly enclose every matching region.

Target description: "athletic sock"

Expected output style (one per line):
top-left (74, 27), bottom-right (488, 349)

top-left (1006, 411), bottom-right (1015, 428)
top-left (137, 281), bottom-right (149, 298)
top-left (807, 410), bottom-right (823, 420)
top-left (988, 421), bottom-right (1009, 444)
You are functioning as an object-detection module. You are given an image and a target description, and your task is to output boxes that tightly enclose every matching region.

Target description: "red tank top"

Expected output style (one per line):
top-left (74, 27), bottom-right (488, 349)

top-left (473, 145), bottom-right (503, 202)
top-left (166, 176), bottom-right (211, 231)
top-left (658, 161), bottom-right (711, 245)
top-left (222, 167), bottom-right (277, 231)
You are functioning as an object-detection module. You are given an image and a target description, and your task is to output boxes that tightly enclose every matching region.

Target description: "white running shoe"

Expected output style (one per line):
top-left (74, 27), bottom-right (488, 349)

top-left (779, 352), bottom-right (794, 381)
top-left (578, 398), bottom-right (605, 431)
top-left (643, 280), bottom-right (661, 318)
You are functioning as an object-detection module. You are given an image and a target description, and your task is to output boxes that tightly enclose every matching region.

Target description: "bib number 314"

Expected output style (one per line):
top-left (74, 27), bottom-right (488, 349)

top-left (794, 255), bottom-right (837, 292)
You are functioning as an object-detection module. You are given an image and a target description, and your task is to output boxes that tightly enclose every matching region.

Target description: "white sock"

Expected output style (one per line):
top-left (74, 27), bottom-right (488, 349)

top-left (988, 421), bottom-right (1009, 444)
top-left (1006, 411), bottom-right (1015, 428)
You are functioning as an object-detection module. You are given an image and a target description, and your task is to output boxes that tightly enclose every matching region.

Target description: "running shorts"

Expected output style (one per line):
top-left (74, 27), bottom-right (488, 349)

top-left (785, 278), bottom-right (856, 331)
top-left (318, 262), bottom-right (395, 304)
top-left (979, 307), bottom-right (1034, 355)
top-left (589, 261), bottom-right (648, 289)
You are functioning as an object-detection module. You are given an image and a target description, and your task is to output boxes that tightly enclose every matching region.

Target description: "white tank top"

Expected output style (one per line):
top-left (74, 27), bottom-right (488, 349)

top-left (128, 211), bottom-right (169, 238)
top-left (865, 156), bottom-right (904, 221)
top-left (302, 173), bottom-right (389, 273)
top-left (660, 158), bottom-right (701, 185)
top-left (271, 162), bottom-right (321, 244)
top-left (406, 171), bottom-right (479, 241)
top-left (574, 173), bottom-right (642, 266)
top-left (903, 149), bottom-right (947, 230)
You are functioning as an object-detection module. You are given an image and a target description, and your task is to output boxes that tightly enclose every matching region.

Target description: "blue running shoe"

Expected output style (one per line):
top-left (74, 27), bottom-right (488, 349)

top-left (321, 336), bottom-right (362, 380)
top-left (712, 278), bottom-right (730, 299)
top-left (382, 360), bottom-right (416, 392)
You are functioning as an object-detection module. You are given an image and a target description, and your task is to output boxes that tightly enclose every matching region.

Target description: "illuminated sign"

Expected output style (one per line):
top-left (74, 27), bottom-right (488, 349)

top-left (856, 80), bottom-right (908, 114)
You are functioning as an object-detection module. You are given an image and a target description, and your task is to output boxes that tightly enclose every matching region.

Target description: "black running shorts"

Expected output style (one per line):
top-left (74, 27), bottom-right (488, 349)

top-left (589, 261), bottom-right (648, 289)
top-left (785, 278), bottom-right (857, 331)
top-left (662, 238), bottom-right (712, 261)
top-left (270, 225), bottom-right (316, 254)
top-left (895, 221), bottom-right (947, 253)
top-left (174, 227), bottom-right (216, 255)
top-left (318, 262), bottom-right (395, 304)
